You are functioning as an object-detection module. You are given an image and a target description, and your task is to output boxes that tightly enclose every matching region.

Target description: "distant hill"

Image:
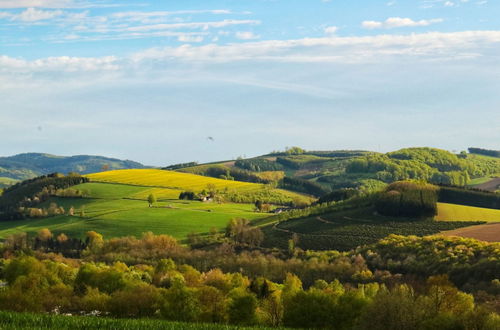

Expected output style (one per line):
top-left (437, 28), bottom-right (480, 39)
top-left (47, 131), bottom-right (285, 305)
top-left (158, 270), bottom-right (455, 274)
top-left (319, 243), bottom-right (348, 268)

top-left (175, 147), bottom-right (500, 196)
top-left (0, 153), bottom-right (146, 187)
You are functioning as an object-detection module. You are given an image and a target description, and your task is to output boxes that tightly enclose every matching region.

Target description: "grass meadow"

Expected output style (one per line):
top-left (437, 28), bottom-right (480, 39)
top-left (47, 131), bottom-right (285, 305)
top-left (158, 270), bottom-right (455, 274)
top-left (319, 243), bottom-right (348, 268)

top-left (0, 181), bottom-right (271, 241)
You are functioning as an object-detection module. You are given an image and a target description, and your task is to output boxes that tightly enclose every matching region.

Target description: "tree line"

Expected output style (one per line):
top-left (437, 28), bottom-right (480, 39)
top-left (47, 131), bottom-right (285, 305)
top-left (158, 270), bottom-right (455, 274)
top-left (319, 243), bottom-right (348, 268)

top-left (469, 148), bottom-right (500, 158)
top-left (0, 230), bottom-right (498, 328)
top-left (0, 173), bottom-right (88, 220)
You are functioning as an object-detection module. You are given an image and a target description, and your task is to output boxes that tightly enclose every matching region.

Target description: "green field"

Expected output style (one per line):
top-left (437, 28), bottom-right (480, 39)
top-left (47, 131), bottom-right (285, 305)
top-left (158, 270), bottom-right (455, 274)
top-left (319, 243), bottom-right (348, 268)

top-left (436, 202), bottom-right (500, 222)
top-left (0, 177), bottom-right (18, 189)
top-left (0, 311), bottom-right (274, 330)
top-left (262, 207), bottom-right (483, 251)
top-left (0, 182), bottom-right (270, 241)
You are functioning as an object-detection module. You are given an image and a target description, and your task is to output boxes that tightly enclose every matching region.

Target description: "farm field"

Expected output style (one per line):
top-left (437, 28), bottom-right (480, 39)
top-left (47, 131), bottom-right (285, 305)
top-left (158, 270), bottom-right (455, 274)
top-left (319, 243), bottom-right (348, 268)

top-left (473, 177), bottom-right (500, 192)
top-left (441, 223), bottom-right (500, 242)
top-left (87, 169), bottom-right (312, 204)
top-left (87, 169), bottom-right (260, 191)
top-left (436, 202), bottom-right (500, 222)
top-left (0, 182), bottom-right (270, 241)
top-left (262, 207), bottom-right (482, 251)
top-left (0, 311), bottom-right (275, 330)
top-left (469, 176), bottom-right (498, 186)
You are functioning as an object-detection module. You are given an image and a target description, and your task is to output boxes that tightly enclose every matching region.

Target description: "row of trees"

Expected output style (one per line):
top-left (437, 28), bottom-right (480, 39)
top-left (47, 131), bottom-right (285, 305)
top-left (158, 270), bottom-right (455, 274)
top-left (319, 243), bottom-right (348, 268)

top-left (375, 181), bottom-right (439, 218)
top-left (469, 148), bottom-right (500, 158)
top-left (439, 186), bottom-right (500, 209)
top-left (234, 159), bottom-right (284, 172)
top-left (279, 177), bottom-right (330, 197)
top-left (0, 173), bottom-right (88, 220)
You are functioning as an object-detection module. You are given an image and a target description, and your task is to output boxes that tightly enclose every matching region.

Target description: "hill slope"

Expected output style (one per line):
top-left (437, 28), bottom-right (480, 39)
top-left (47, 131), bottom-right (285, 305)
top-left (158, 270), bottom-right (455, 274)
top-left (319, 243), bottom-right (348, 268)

top-left (87, 169), bottom-right (313, 205)
top-left (0, 153), bottom-right (146, 187)
top-left (175, 147), bottom-right (500, 195)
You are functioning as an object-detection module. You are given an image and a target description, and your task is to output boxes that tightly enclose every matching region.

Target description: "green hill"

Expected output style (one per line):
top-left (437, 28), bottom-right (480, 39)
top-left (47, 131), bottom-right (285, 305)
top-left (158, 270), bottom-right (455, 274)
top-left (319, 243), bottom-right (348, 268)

top-left (0, 168), bottom-right (312, 241)
top-left (0, 180), bottom-right (274, 241)
top-left (0, 153), bottom-right (146, 187)
top-left (173, 147), bottom-right (500, 195)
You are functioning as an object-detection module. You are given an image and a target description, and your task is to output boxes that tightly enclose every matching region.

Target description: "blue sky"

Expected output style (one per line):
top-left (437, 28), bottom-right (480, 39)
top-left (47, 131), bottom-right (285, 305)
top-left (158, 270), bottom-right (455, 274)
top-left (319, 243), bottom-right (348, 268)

top-left (0, 0), bottom-right (499, 165)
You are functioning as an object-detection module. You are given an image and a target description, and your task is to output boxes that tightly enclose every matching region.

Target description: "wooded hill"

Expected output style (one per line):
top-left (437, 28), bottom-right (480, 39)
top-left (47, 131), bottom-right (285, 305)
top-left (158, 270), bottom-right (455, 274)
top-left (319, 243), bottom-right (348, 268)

top-left (0, 153), bottom-right (145, 187)
top-left (172, 147), bottom-right (500, 196)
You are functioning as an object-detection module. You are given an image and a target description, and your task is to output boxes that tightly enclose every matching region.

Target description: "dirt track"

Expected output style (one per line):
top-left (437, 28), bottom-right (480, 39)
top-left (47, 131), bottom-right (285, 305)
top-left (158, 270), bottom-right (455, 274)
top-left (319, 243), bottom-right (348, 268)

top-left (441, 223), bottom-right (500, 242)
top-left (474, 178), bottom-right (500, 192)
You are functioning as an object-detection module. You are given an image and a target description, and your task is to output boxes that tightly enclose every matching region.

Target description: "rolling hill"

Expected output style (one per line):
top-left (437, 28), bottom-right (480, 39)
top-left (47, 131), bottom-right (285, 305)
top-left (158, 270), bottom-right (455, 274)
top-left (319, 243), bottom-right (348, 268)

top-left (172, 147), bottom-right (500, 196)
top-left (0, 153), bottom-right (146, 187)
top-left (1, 147), bottom-right (500, 247)
top-left (0, 169), bottom-right (312, 241)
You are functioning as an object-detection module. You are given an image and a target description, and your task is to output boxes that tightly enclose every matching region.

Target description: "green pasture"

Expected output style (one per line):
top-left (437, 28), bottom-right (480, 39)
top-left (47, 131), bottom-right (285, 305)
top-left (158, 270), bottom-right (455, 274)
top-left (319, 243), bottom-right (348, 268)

top-left (0, 182), bottom-right (270, 241)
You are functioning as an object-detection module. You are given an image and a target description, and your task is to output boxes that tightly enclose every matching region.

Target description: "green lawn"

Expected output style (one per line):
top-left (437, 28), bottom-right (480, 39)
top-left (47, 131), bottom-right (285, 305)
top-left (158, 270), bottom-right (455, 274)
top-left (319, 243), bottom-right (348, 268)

top-left (0, 182), bottom-right (271, 241)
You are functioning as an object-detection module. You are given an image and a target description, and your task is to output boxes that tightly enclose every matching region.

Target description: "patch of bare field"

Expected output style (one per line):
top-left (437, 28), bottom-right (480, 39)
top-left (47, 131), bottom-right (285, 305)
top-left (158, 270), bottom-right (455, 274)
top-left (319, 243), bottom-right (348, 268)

top-left (475, 177), bottom-right (500, 192)
top-left (440, 223), bottom-right (500, 242)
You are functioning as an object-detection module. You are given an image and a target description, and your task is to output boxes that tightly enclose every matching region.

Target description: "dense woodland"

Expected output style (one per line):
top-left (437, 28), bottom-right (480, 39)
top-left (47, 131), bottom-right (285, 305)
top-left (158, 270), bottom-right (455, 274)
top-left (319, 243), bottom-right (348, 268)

top-left (177, 148), bottom-right (500, 197)
top-left (0, 230), bottom-right (498, 329)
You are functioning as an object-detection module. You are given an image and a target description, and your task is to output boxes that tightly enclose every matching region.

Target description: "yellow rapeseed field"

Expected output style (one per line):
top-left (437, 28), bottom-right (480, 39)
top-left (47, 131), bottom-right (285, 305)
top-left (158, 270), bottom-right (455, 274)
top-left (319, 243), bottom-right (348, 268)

top-left (87, 169), bottom-right (314, 204)
top-left (87, 169), bottom-right (261, 191)
top-left (436, 202), bottom-right (500, 223)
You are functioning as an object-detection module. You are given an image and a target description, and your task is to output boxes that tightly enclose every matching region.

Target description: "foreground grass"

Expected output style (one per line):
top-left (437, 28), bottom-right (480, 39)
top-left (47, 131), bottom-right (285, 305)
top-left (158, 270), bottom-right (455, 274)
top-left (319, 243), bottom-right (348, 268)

top-left (0, 311), bottom-right (273, 330)
top-left (0, 182), bottom-right (271, 240)
top-left (436, 202), bottom-right (500, 222)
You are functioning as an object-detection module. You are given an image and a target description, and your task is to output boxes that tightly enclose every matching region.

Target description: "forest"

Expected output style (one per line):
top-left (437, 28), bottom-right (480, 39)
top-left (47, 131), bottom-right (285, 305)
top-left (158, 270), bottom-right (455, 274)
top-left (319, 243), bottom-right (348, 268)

top-left (0, 229), bottom-right (498, 329)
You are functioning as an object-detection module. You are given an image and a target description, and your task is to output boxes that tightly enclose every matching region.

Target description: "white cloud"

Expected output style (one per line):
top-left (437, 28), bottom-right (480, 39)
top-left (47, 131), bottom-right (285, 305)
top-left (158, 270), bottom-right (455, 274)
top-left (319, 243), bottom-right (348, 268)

top-left (324, 26), bottom-right (338, 35)
top-left (111, 10), bottom-right (231, 19)
top-left (178, 35), bottom-right (204, 43)
top-left (0, 55), bottom-right (119, 73)
top-left (124, 19), bottom-right (260, 32)
top-left (2, 30), bottom-right (500, 79)
top-left (14, 7), bottom-right (63, 21)
top-left (0, 0), bottom-right (113, 8)
top-left (0, 0), bottom-right (74, 8)
top-left (362, 17), bottom-right (443, 29)
top-left (235, 31), bottom-right (259, 40)
top-left (131, 30), bottom-right (500, 64)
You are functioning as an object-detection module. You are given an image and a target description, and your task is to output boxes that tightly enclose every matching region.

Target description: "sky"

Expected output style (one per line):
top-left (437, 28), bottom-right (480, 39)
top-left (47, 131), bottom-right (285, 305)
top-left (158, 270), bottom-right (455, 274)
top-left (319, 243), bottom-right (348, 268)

top-left (0, 0), bottom-right (499, 166)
